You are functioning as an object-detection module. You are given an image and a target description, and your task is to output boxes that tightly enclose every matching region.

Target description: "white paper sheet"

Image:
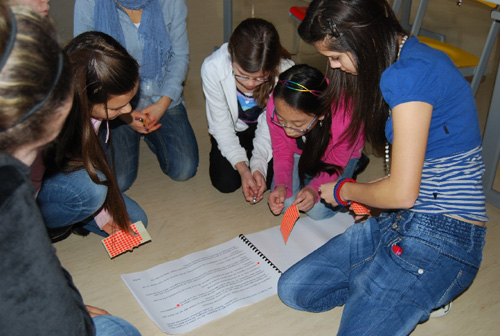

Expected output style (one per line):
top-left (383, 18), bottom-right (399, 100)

top-left (122, 211), bottom-right (356, 334)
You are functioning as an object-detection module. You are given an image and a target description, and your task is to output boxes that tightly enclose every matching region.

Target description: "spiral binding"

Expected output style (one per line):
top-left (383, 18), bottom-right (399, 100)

top-left (239, 234), bottom-right (282, 274)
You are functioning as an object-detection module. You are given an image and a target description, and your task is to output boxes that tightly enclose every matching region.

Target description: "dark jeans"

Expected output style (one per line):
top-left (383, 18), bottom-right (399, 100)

top-left (209, 123), bottom-right (273, 193)
top-left (101, 103), bottom-right (199, 192)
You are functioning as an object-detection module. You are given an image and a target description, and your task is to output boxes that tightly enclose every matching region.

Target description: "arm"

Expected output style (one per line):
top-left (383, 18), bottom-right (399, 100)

top-left (308, 109), bottom-right (365, 195)
top-left (158, 0), bottom-right (189, 102)
top-left (202, 56), bottom-right (249, 167)
top-left (244, 112), bottom-right (272, 203)
top-left (0, 166), bottom-right (94, 335)
top-left (321, 102), bottom-right (431, 209)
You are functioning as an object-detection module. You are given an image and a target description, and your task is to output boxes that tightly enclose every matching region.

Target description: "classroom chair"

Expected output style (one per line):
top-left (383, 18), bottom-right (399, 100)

top-left (393, 0), bottom-right (500, 96)
top-left (289, 0), bottom-right (500, 96)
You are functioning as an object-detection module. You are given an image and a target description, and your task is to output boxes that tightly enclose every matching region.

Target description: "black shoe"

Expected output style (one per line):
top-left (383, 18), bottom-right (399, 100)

top-left (48, 225), bottom-right (73, 243)
top-left (71, 223), bottom-right (90, 237)
top-left (352, 152), bottom-right (370, 180)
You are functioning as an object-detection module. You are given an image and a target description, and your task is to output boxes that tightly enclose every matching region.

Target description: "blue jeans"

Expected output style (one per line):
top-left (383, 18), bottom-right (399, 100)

top-left (281, 154), bottom-right (358, 220)
top-left (37, 169), bottom-right (147, 237)
top-left (102, 102), bottom-right (199, 191)
top-left (93, 315), bottom-right (141, 336)
top-left (277, 210), bottom-right (486, 335)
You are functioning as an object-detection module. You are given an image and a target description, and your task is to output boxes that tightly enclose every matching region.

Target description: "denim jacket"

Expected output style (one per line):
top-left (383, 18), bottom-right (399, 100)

top-left (74, 0), bottom-right (189, 109)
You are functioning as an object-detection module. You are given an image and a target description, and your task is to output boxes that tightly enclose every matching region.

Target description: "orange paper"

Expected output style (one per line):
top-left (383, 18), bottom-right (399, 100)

top-left (280, 205), bottom-right (300, 244)
top-left (351, 202), bottom-right (370, 216)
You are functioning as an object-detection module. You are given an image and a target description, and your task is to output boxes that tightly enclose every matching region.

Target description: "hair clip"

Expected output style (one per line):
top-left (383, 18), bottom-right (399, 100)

top-left (326, 18), bottom-right (341, 38)
top-left (278, 80), bottom-right (322, 96)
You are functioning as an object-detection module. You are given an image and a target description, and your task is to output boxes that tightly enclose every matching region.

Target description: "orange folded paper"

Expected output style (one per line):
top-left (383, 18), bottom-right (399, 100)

top-left (280, 205), bottom-right (300, 244)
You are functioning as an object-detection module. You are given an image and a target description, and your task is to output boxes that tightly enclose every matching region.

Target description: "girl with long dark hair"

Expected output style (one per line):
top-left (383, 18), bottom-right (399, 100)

top-left (38, 31), bottom-right (147, 237)
top-left (277, 0), bottom-right (488, 334)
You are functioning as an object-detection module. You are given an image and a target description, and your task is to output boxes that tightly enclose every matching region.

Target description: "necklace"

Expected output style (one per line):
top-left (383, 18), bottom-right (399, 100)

top-left (397, 35), bottom-right (408, 60)
top-left (385, 35), bottom-right (409, 176)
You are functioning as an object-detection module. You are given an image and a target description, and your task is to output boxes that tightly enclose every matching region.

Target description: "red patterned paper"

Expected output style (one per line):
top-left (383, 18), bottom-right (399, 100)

top-left (351, 202), bottom-right (370, 216)
top-left (280, 205), bottom-right (300, 244)
top-left (102, 224), bottom-right (143, 258)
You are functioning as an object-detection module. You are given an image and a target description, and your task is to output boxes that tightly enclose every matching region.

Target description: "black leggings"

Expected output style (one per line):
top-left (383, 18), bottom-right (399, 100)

top-left (209, 123), bottom-right (273, 193)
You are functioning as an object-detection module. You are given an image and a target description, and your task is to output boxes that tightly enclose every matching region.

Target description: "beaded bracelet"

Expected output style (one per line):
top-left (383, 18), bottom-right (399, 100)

top-left (333, 178), bottom-right (356, 206)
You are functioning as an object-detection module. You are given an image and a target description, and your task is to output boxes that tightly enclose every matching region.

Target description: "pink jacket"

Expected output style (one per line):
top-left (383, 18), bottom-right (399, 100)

top-left (267, 95), bottom-right (364, 201)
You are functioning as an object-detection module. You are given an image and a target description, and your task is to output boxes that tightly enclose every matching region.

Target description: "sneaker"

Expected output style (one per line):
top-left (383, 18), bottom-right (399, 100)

top-left (430, 302), bottom-right (452, 318)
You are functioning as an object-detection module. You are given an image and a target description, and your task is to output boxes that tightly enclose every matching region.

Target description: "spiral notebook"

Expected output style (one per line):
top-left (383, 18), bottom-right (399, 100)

top-left (121, 211), bottom-right (355, 334)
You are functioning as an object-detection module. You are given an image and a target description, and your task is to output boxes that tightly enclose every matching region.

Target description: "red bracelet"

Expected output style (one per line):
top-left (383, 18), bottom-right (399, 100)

top-left (333, 178), bottom-right (356, 206)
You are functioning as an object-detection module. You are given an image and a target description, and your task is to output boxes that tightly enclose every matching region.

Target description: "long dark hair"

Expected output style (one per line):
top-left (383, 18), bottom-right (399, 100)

top-left (228, 18), bottom-right (291, 107)
top-left (298, 0), bottom-right (405, 153)
top-left (44, 31), bottom-right (139, 231)
top-left (273, 64), bottom-right (342, 187)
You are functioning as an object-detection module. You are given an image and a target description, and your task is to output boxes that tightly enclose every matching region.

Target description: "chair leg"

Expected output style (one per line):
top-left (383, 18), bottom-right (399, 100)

top-left (471, 12), bottom-right (500, 96)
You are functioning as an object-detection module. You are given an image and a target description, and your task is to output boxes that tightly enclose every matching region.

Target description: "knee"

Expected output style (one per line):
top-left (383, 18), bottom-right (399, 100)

top-left (166, 163), bottom-right (198, 181)
top-left (210, 175), bottom-right (240, 193)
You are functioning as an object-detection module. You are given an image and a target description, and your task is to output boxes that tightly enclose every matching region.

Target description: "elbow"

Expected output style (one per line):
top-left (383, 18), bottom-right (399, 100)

top-left (394, 191), bottom-right (418, 209)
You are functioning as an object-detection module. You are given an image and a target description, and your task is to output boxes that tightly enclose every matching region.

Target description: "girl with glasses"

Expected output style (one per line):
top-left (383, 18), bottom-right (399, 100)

top-left (202, 18), bottom-right (293, 203)
top-left (278, 0), bottom-right (488, 334)
top-left (267, 64), bottom-right (364, 220)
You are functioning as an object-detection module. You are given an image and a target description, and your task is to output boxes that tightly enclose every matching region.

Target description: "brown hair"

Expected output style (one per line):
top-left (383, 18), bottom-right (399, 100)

top-left (44, 31), bottom-right (140, 231)
top-left (228, 18), bottom-right (291, 107)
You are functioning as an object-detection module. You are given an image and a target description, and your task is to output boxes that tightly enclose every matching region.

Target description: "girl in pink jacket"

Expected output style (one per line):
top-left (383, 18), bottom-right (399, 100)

top-left (267, 64), bottom-right (365, 220)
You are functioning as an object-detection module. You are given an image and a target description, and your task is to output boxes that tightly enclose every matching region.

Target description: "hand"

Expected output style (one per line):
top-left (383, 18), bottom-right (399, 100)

top-left (252, 171), bottom-right (267, 203)
top-left (292, 187), bottom-right (317, 212)
top-left (268, 185), bottom-right (287, 215)
top-left (318, 182), bottom-right (338, 206)
top-left (101, 221), bottom-right (121, 236)
top-left (85, 305), bottom-right (110, 318)
top-left (126, 110), bottom-right (161, 134)
top-left (101, 221), bottom-right (135, 236)
top-left (142, 96), bottom-right (171, 124)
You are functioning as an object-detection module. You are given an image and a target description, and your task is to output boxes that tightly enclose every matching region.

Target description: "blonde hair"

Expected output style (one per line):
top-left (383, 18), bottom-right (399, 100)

top-left (0, 3), bottom-right (71, 153)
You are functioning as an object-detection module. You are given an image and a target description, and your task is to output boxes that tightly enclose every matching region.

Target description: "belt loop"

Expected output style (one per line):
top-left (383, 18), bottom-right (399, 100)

top-left (468, 225), bottom-right (475, 253)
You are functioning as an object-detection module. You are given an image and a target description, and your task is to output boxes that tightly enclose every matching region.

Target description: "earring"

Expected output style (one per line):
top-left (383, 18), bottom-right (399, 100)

top-left (320, 120), bottom-right (323, 127)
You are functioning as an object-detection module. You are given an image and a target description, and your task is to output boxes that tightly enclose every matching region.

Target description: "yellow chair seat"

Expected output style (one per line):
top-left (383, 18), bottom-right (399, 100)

top-left (418, 36), bottom-right (480, 68)
top-left (477, 0), bottom-right (497, 9)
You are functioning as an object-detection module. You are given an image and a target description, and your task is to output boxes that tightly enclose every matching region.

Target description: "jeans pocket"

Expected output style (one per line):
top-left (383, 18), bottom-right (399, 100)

top-left (388, 237), bottom-right (440, 275)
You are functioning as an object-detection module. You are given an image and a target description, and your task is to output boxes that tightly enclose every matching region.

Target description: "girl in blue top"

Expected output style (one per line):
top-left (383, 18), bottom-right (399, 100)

top-left (277, 0), bottom-right (488, 334)
top-left (74, 0), bottom-right (199, 190)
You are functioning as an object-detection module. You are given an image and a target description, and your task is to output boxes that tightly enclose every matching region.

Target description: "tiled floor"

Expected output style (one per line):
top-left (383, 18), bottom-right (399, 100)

top-left (50, 0), bottom-right (500, 335)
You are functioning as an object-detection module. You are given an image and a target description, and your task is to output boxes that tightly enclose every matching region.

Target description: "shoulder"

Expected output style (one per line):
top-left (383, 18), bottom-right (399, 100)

top-left (381, 37), bottom-right (463, 109)
top-left (202, 44), bottom-right (231, 76)
top-left (278, 58), bottom-right (295, 73)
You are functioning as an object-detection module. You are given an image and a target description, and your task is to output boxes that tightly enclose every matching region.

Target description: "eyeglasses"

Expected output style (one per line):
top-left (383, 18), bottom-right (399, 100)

top-left (271, 108), bottom-right (318, 134)
top-left (232, 69), bottom-right (269, 83)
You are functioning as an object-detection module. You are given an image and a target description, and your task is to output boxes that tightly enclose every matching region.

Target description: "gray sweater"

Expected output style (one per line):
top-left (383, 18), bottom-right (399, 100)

top-left (0, 152), bottom-right (94, 335)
